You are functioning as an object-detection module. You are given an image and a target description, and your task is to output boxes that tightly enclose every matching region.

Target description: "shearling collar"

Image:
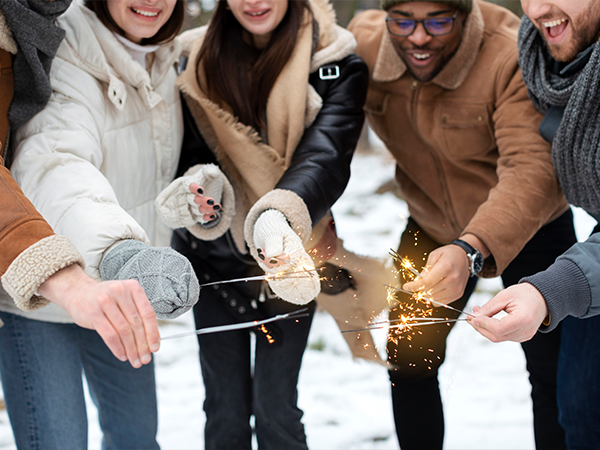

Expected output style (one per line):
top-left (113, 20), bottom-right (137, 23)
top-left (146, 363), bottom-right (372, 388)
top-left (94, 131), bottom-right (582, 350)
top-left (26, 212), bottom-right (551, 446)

top-left (0, 11), bottom-right (16, 54)
top-left (372, 0), bottom-right (484, 90)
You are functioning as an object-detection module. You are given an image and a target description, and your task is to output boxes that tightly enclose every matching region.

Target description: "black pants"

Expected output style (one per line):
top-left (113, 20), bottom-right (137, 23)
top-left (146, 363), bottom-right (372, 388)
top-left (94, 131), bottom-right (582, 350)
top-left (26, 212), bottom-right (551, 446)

top-left (388, 210), bottom-right (576, 450)
top-left (172, 231), bottom-right (315, 450)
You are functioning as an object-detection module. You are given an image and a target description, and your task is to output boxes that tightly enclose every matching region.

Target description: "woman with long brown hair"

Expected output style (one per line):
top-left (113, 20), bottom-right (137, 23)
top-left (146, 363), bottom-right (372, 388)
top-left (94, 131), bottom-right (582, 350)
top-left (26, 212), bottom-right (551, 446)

top-left (156, 0), bottom-right (368, 447)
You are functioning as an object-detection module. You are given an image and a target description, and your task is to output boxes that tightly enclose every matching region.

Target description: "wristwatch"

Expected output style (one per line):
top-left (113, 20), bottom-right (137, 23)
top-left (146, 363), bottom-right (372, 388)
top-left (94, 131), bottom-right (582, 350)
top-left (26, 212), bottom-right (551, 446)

top-left (450, 239), bottom-right (484, 276)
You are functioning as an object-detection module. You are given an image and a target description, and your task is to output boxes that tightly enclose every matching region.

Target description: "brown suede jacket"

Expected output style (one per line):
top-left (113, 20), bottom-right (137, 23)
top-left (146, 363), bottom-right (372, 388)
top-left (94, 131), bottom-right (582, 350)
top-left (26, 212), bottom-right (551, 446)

top-left (0, 37), bottom-right (81, 310)
top-left (348, 0), bottom-right (568, 277)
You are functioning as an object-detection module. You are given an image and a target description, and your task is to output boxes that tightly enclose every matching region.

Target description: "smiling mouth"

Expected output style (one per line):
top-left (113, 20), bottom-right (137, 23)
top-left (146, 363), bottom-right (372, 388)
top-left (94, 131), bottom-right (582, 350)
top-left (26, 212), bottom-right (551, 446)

top-left (413, 53), bottom-right (431, 60)
top-left (247, 10), bottom-right (269, 17)
top-left (131, 7), bottom-right (159, 17)
top-left (542, 18), bottom-right (568, 38)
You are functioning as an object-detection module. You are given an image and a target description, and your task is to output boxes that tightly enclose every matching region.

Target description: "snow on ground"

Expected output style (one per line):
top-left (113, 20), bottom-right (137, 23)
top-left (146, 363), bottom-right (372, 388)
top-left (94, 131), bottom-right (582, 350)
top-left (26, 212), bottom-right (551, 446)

top-left (0, 143), bottom-right (597, 449)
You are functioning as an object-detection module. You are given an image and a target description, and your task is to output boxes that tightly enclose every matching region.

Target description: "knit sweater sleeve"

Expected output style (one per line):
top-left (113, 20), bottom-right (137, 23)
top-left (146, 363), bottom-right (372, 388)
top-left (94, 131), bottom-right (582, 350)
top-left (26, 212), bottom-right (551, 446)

top-left (521, 232), bottom-right (600, 331)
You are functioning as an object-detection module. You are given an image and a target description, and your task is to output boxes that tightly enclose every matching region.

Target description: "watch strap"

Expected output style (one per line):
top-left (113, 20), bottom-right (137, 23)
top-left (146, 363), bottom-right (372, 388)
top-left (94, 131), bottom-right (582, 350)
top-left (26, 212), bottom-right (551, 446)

top-left (450, 239), bottom-right (477, 256)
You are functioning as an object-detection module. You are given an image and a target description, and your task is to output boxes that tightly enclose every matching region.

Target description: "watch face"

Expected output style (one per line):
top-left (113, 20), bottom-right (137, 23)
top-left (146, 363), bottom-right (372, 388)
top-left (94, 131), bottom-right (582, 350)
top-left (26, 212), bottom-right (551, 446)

top-left (472, 252), bottom-right (484, 275)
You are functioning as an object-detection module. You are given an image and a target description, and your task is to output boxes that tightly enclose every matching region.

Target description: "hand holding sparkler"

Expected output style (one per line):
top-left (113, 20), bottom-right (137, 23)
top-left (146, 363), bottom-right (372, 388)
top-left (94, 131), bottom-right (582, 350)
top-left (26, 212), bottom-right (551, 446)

top-left (401, 235), bottom-right (489, 305)
top-left (251, 209), bottom-right (320, 305)
top-left (467, 283), bottom-right (549, 343)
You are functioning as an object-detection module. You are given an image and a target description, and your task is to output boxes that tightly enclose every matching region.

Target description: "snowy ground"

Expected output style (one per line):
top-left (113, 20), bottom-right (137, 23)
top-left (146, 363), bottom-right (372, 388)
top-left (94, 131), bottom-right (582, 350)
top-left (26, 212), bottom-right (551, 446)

top-left (0, 140), bottom-right (596, 449)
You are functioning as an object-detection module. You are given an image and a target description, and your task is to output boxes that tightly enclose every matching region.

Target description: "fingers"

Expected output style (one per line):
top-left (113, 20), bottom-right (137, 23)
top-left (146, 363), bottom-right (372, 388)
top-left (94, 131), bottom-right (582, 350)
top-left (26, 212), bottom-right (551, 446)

top-left (257, 248), bottom-right (290, 269)
top-left (189, 182), bottom-right (221, 217)
top-left (127, 281), bottom-right (160, 354)
top-left (95, 281), bottom-right (159, 368)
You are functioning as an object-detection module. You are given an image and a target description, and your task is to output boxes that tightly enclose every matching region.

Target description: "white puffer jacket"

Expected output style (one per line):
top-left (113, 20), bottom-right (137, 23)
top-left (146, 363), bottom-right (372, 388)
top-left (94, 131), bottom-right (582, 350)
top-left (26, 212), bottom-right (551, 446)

top-left (0, 3), bottom-right (183, 323)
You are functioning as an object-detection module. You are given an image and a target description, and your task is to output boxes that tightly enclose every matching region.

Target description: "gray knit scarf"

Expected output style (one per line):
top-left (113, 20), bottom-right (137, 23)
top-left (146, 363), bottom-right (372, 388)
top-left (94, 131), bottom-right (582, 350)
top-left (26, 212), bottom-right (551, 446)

top-left (0, 0), bottom-right (71, 131)
top-left (519, 16), bottom-right (600, 218)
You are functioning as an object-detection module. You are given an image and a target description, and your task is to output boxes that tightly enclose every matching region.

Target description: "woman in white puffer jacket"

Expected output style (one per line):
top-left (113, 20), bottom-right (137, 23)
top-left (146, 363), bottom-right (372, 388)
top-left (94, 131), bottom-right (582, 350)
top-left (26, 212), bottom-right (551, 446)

top-left (0, 1), bottom-right (198, 448)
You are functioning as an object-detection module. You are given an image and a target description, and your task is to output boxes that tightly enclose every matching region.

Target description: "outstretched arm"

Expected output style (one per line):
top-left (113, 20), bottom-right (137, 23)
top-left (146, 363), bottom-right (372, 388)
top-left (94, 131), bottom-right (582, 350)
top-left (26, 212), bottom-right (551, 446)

top-left (38, 264), bottom-right (160, 368)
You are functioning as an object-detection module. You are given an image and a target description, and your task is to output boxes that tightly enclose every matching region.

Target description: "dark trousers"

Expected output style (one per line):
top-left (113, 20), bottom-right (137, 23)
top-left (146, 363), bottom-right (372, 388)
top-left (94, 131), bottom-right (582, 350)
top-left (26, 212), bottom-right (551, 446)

top-left (558, 224), bottom-right (600, 450)
top-left (388, 210), bottom-right (576, 450)
top-left (173, 231), bottom-right (315, 450)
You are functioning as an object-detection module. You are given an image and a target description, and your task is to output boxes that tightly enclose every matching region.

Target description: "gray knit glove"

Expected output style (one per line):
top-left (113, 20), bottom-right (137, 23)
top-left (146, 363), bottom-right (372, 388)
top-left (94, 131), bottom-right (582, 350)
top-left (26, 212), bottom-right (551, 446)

top-left (100, 240), bottom-right (200, 319)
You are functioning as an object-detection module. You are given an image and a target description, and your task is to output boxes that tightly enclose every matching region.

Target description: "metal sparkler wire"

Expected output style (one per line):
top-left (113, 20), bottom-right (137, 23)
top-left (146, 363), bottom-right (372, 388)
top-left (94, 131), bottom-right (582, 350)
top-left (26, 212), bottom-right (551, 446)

top-left (161, 308), bottom-right (310, 340)
top-left (388, 285), bottom-right (475, 318)
top-left (341, 318), bottom-right (467, 334)
top-left (200, 270), bottom-right (317, 287)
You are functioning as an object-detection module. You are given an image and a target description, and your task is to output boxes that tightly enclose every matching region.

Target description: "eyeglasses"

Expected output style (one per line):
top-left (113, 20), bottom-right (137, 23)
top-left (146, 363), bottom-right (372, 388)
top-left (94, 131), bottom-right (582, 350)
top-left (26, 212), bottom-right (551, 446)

top-left (386, 11), bottom-right (459, 37)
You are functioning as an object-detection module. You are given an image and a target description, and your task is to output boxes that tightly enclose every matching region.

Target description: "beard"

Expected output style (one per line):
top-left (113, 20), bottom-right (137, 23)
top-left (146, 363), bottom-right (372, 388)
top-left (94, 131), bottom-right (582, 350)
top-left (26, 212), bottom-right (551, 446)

top-left (539, 4), bottom-right (600, 62)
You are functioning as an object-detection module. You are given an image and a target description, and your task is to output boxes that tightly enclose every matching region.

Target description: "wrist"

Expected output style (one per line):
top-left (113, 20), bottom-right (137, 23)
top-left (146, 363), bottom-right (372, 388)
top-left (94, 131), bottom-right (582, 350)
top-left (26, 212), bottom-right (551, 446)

top-left (450, 238), bottom-right (484, 276)
top-left (38, 264), bottom-right (96, 310)
top-left (459, 233), bottom-right (490, 259)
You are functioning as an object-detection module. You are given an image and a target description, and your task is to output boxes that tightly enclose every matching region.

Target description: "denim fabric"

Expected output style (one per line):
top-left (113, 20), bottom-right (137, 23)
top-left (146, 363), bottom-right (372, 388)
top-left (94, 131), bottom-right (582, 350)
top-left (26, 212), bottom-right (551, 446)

top-left (389, 210), bottom-right (577, 450)
top-left (0, 311), bottom-right (159, 450)
top-left (558, 315), bottom-right (600, 449)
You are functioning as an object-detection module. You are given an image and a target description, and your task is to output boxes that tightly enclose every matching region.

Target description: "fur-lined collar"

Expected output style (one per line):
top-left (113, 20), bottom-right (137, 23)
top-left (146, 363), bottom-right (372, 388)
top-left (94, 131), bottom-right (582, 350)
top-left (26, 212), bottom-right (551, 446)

top-left (372, 0), bottom-right (484, 90)
top-left (0, 11), bottom-right (17, 54)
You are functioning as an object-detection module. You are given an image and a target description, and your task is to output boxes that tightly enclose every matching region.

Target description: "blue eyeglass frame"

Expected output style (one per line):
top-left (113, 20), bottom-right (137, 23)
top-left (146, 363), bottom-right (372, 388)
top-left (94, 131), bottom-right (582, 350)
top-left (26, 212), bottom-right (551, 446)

top-left (385, 11), bottom-right (459, 37)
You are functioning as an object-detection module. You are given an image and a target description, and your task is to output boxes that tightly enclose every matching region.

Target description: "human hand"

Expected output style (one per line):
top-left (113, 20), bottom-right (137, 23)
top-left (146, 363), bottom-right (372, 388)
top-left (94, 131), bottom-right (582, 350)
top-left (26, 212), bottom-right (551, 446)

top-left (100, 240), bottom-right (200, 319)
top-left (252, 210), bottom-right (320, 305)
top-left (466, 283), bottom-right (549, 343)
top-left (402, 244), bottom-right (470, 305)
top-left (38, 264), bottom-right (160, 369)
top-left (156, 164), bottom-right (234, 229)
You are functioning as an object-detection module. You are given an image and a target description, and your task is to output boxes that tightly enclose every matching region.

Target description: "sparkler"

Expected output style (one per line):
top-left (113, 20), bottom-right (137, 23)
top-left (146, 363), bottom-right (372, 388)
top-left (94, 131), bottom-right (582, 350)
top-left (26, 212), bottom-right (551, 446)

top-left (161, 308), bottom-right (310, 340)
top-left (341, 318), bottom-right (467, 334)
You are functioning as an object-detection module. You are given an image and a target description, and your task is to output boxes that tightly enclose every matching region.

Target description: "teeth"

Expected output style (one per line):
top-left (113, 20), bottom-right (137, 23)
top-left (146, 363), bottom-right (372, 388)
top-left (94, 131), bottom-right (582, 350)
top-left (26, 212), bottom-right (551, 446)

top-left (132, 8), bottom-right (158, 17)
top-left (413, 53), bottom-right (431, 60)
top-left (543, 18), bottom-right (566, 28)
top-left (248, 10), bottom-right (267, 16)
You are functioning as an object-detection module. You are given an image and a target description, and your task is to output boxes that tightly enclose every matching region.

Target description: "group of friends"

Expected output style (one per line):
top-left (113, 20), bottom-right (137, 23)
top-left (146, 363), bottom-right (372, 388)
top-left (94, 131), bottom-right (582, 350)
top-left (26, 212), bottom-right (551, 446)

top-left (0, 0), bottom-right (598, 448)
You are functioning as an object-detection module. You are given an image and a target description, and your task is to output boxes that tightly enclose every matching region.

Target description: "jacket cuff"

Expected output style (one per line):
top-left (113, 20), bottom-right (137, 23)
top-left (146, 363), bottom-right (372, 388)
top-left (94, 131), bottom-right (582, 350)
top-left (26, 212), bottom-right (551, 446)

top-left (1, 235), bottom-right (85, 311)
top-left (521, 259), bottom-right (591, 332)
top-left (244, 189), bottom-right (312, 255)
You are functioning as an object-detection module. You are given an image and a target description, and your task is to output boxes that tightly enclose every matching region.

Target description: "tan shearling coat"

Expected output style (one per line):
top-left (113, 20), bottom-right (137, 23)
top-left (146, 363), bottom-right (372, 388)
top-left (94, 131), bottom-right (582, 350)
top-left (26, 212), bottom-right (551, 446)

top-left (348, 0), bottom-right (569, 277)
top-left (0, 11), bottom-right (82, 311)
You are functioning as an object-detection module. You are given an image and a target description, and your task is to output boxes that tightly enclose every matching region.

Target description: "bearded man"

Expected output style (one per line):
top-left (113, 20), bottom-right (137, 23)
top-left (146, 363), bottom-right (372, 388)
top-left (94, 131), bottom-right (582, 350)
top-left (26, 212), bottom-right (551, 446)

top-left (470, 1), bottom-right (600, 447)
top-left (348, 1), bottom-right (576, 448)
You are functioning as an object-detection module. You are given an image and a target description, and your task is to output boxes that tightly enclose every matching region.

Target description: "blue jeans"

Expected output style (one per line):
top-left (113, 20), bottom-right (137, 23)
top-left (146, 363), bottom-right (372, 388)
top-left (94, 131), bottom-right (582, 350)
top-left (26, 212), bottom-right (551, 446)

top-left (0, 311), bottom-right (159, 450)
top-left (558, 315), bottom-right (600, 449)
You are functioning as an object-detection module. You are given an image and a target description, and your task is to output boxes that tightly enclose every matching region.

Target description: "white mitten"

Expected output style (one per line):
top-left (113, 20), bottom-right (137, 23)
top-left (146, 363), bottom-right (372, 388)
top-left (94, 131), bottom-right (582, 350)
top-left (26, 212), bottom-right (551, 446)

top-left (155, 164), bottom-right (235, 239)
top-left (253, 210), bottom-right (320, 305)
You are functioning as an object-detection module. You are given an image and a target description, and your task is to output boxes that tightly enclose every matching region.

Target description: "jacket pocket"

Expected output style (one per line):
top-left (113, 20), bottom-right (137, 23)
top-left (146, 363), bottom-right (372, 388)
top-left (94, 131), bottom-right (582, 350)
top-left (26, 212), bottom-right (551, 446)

top-left (437, 103), bottom-right (494, 158)
top-left (364, 89), bottom-right (391, 142)
top-left (364, 89), bottom-right (389, 116)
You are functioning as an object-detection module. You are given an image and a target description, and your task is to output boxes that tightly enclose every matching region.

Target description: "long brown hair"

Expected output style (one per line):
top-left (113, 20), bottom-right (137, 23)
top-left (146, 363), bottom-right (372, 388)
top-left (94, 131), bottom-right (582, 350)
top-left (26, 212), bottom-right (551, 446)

top-left (198, 0), bottom-right (312, 131)
top-left (84, 0), bottom-right (185, 45)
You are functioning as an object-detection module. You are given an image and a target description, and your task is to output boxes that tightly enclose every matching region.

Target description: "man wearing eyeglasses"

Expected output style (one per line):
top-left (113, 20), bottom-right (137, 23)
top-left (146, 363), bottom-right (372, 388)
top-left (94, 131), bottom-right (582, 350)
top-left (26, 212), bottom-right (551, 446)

top-left (348, 1), bottom-right (575, 449)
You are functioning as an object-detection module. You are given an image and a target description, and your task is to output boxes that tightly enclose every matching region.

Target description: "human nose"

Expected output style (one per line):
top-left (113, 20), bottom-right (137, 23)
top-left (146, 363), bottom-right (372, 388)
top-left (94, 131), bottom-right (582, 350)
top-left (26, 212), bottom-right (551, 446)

top-left (407, 22), bottom-right (432, 47)
top-left (521, 0), bottom-right (552, 20)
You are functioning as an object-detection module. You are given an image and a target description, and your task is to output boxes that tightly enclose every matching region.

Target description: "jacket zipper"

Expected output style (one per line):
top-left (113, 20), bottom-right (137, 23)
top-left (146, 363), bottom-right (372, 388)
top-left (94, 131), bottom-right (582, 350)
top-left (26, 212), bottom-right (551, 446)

top-left (409, 79), bottom-right (461, 235)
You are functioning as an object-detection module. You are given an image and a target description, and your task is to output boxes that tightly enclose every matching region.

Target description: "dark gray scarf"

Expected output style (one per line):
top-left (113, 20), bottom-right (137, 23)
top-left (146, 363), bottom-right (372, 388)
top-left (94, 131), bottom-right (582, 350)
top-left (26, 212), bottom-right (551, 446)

top-left (0, 0), bottom-right (71, 131)
top-left (519, 15), bottom-right (600, 218)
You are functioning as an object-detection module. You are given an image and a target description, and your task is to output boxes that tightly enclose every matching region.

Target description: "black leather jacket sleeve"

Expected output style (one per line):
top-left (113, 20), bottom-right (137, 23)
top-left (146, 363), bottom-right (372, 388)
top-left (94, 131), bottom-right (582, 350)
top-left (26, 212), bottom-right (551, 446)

top-left (275, 53), bottom-right (368, 226)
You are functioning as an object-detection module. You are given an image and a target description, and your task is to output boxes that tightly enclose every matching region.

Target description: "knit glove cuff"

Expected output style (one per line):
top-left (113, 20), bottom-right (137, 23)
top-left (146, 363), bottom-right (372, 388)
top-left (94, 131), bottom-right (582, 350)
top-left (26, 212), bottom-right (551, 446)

top-left (100, 240), bottom-right (200, 319)
top-left (253, 210), bottom-right (320, 305)
top-left (155, 164), bottom-right (235, 240)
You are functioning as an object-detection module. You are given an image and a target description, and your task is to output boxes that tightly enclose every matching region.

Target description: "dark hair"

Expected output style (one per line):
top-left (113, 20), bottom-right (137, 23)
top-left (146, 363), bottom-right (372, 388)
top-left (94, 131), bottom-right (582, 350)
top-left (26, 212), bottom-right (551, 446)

top-left (84, 0), bottom-right (185, 45)
top-left (198, 0), bottom-right (312, 131)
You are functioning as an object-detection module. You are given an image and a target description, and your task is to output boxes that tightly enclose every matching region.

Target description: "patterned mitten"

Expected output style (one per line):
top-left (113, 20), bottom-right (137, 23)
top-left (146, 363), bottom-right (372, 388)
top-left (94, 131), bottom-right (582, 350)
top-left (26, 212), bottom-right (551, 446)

top-left (252, 210), bottom-right (320, 305)
top-left (155, 164), bottom-right (235, 238)
top-left (100, 240), bottom-right (200, 319)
